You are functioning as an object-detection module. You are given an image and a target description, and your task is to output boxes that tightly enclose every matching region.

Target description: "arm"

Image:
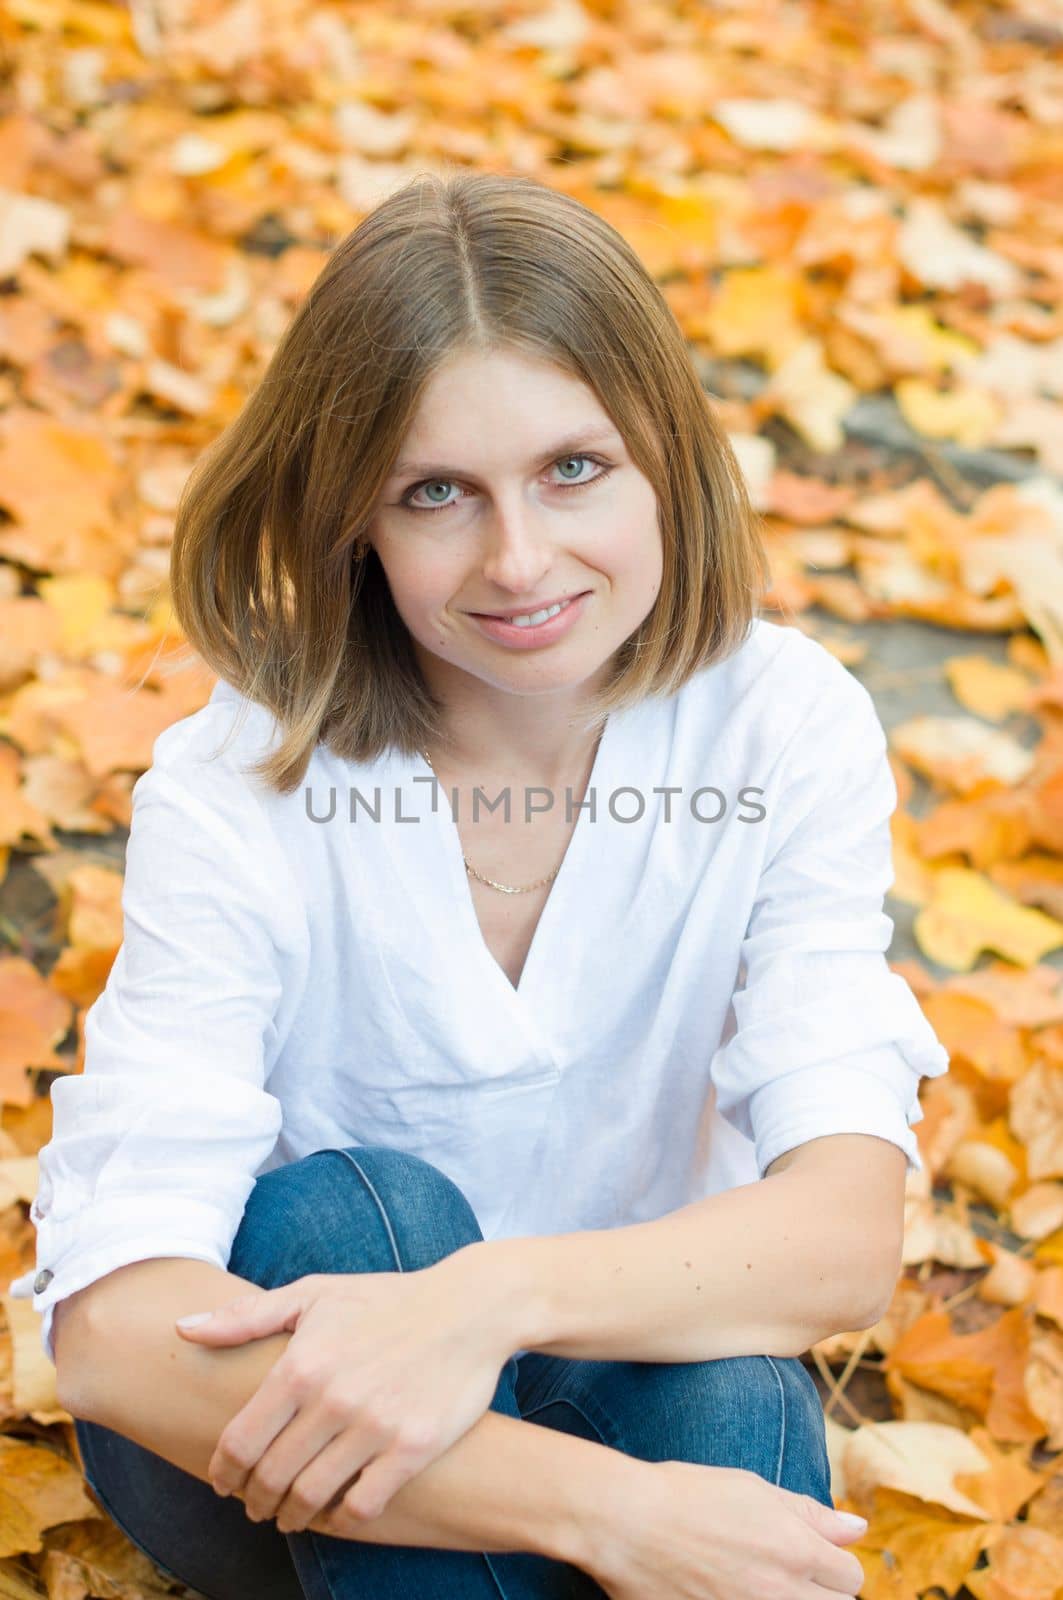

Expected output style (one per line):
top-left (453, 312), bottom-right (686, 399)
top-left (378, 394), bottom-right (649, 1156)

top-left (452, 1131), bottom-right (909, 1365)
top-left (470, 655), bottom-right (949, 1367)
top-left (58, 1255), bottom-right (638, 1571)
top-left (20, 754), bottom-right (304, 1372)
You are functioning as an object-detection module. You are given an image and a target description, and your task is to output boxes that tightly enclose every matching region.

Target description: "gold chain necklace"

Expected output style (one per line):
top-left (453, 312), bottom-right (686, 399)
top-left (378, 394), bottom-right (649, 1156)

top-left (420, 735), bottom-right (602, 896)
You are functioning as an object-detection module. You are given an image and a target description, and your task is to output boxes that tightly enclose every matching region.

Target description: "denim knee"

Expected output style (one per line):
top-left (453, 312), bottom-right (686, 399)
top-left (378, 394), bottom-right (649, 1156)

top-left (772, 1354), bottom-right (834, 1506)
top-left (653, 1354), bottom-right (830, 1502)
top-left (673, 1354), bottom-right (829, 1503)
top-left (227, 1144), bottom-right (486, 1288)
top-left (600, 1353), bottom-right (789, 1478)
top-left (548, 1350), bottom-right (827, 1495)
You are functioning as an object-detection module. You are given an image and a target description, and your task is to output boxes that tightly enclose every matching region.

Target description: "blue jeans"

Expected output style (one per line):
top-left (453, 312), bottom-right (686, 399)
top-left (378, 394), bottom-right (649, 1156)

top-left (73, 1146), bottom-right (834, 1599)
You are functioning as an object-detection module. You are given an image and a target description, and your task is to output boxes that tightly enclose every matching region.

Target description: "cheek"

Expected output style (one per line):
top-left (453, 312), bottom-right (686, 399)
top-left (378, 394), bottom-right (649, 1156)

top-left (607, 506), bottom-right (663, 580)
top-left (377, 544), bottom-right (455, 611)
top-left (607, 504), bottom-right (663, 613)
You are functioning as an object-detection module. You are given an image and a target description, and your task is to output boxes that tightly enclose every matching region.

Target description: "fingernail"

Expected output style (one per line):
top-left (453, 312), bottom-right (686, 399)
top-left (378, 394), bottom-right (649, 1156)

top-left (177, 1312), bottom-right (213, 1327)
top-left (835, 1512), bottom-right (868, 1530)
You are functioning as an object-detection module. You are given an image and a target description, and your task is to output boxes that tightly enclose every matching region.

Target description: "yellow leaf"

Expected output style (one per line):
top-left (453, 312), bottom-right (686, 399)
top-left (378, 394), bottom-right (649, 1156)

top-left (945, 655), bottom-right (1037, 723)
top-left (702, 267), bottom-right (806, 365)
top-left (36, 575), bottom-right (115, 653)
top-left (759, 337), bottom-right (857, 453)
top-left (896, 379), bottom-right (1002, 449)
top-left (915, 867), bottom-right (1063, 971)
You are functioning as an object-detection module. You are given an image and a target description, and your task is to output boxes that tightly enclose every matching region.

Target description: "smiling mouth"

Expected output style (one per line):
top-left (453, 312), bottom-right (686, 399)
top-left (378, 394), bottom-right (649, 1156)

top-left (470, 592), bottom-right (590, 622)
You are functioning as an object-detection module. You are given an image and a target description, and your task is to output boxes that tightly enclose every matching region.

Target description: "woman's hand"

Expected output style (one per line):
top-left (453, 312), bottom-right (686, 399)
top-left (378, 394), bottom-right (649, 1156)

top-left (173, 1252), bottom-right (517, 1533)
top-left (587, 1460), bottom-right (868, 1600)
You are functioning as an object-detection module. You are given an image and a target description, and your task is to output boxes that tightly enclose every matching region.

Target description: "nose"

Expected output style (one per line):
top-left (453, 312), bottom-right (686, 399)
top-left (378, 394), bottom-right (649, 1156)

top-left (478, 497), bottom-right (556, 596)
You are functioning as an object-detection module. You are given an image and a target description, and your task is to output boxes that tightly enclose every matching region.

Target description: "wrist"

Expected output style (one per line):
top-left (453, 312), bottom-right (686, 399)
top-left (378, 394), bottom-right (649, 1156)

top-left (445, 1237), bottom-right (553, 1358)
top-left (555, 1445), bottom-right (657, 1579)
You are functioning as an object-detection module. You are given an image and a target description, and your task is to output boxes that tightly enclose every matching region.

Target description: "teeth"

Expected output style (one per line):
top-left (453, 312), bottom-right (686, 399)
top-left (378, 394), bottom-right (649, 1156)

top-left (507, 600), bottom-right (568, 627)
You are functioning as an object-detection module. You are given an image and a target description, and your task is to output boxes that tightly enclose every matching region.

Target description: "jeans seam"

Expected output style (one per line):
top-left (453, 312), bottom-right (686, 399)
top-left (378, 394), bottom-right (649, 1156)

top-left (330, 1147), bottom-right (407, 1271)
top-left (762, 1356), bottom-right (787, 1486)
top-left (482, 1552), bottom-right (515, 1597)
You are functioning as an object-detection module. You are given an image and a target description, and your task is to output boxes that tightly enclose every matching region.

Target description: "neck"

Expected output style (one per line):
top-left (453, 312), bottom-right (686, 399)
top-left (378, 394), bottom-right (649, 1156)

top-left (417, 658), bottom-right (609, 791)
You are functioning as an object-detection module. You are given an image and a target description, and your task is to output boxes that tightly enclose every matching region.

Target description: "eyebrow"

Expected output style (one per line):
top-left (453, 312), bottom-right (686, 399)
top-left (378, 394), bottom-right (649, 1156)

top-left (390, 425), bottom-right (623, 480)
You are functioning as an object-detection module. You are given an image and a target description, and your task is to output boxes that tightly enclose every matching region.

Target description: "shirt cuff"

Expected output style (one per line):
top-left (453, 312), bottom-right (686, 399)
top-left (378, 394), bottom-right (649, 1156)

top-left (9, 1192), bottom-right (239, 1368)
top-left (748, 1043), bottom-right (942, 1180)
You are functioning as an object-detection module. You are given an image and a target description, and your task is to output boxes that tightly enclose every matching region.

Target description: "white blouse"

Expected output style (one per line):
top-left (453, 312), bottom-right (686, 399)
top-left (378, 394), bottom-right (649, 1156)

top-left (11, 617), bottom-right (951, 1367)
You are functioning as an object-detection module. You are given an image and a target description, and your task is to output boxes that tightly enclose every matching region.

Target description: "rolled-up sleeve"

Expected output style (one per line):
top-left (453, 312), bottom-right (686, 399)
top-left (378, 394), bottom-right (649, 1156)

top-left (8, 760), bottom-right (303, 1369)
top-left (709, 658), bottom-right (950, 1181)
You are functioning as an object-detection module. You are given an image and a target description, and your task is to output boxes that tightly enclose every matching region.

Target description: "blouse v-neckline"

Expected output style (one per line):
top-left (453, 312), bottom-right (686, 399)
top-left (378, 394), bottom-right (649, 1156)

top-left (419, 709), bottom-right (621, 1007)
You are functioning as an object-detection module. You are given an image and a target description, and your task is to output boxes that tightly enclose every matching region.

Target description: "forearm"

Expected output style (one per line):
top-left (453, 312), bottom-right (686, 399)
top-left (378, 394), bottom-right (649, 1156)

top-left (477, 1167), bottom-right (886, 1365)
top-left (62, 1258), bottom-right (633, 1568)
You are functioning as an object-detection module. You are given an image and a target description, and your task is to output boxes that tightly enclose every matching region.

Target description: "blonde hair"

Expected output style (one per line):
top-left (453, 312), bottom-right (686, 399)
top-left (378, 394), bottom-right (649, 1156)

top-left (169, 168), bottom-right (771, 795)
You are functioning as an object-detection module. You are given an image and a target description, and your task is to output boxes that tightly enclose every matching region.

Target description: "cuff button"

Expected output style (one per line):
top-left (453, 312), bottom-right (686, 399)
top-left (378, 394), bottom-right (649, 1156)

top-left (34, 1270), bottom-right (54, 1294)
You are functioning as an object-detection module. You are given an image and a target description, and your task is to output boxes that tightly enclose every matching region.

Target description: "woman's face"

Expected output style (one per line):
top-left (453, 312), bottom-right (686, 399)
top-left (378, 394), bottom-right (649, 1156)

top-left (363, 348), bottom-right (664, 702)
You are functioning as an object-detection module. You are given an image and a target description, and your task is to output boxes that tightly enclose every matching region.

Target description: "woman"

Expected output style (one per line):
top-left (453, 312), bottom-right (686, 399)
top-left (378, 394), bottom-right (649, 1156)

top-left (13, 169), bottom-right (949, 1599)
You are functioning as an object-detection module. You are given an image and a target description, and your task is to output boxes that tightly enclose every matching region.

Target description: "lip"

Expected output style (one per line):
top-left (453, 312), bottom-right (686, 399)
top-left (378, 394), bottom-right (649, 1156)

top-left (467, 590), bottom-right (592, 648)
top-left (468, 592), bottom-right (589, 620)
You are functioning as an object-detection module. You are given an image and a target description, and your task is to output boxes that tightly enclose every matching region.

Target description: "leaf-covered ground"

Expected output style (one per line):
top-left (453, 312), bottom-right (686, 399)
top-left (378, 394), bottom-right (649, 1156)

top-left (0, 0), bottom-right (1062, 1594)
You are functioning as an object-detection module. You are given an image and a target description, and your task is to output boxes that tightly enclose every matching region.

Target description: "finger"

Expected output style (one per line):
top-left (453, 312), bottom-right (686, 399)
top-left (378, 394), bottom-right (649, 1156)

top-left (176, 1289), bottom-right (291, 1345)
top-left (812, 1536), bottom-right (866, 1594)
top-left (242, 1409), bottom-right (350, 1524)
top-left (340, 1445), bottom-right (422, 1523)
top-left (825, 1549), bottom-right (866, 1594)
top-left (209, 1372), bottom-right (301, 1497)
top-left (274, 1426), bottom-right (379, 1533)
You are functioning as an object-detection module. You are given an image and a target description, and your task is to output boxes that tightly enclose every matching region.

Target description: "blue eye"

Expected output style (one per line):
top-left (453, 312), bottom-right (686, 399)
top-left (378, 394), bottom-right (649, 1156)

top-left (398, 454), bottom-right (615, 515)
